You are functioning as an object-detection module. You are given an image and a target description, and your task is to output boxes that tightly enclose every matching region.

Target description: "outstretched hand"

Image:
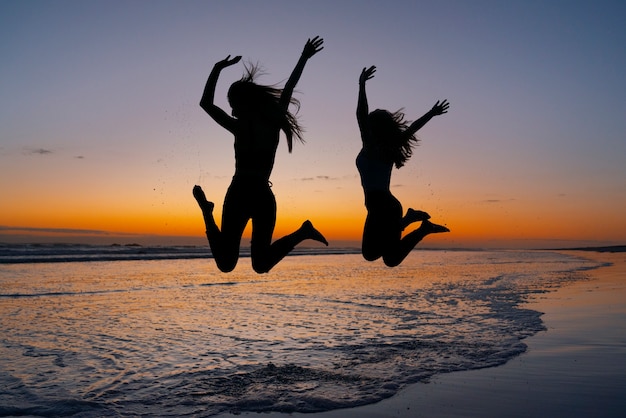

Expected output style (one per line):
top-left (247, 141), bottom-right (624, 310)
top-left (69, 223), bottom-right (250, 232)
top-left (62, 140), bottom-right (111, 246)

top-left (215, 55), bottom-right (242, 70)
top-left (359, 66), bottom-right (376, 85)
top-left (302, 36), bottom-right (324, 58)
top-left (430, 99), bottom-right (450, 116)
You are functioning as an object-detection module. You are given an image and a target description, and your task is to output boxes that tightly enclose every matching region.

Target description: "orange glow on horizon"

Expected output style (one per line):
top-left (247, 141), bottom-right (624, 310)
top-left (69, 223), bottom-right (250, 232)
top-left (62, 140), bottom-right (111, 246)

top-left (3, 189), bottom-right (625, 247)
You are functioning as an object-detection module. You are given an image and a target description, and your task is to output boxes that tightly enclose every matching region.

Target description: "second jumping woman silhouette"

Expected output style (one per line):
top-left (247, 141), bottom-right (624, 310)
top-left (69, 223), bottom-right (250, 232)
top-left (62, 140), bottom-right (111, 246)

top-left (356, 66), bottom-right (450, 267)
top-left (193, 36), bottom-right (328, 273)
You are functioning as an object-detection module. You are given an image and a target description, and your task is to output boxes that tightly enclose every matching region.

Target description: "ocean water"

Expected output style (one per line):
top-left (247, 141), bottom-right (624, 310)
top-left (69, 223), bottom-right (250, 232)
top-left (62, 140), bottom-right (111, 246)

top-left (0, 246), bottom-right (604, 417)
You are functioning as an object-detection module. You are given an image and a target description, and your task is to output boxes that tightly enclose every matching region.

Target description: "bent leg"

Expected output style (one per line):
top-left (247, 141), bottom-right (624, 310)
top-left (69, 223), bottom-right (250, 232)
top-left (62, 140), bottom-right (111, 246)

top-left (193, 185), bottom-right (245, 272)
top-left (361, 212), bottom-right (386, 261)
top-left (252, 220), bottom-right (328, 274)
top-left (250, 188), bottom-right (327, 274)
top-left (382, 220), bottom-right (449, 267)
top-left (401, 208), bottom-right (430, 230)
top-left (361, 191), bottom-right (402, 262)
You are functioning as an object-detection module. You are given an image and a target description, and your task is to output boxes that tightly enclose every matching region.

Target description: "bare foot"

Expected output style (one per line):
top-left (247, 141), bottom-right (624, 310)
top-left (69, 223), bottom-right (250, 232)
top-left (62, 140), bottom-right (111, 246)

top-left (406, 208), bottom-right (431, 223)
top-left (193, 185), bottom-right (214, 213)
top-left (419, 219), bottom-right (450, 235)
top-left (301, 220), bottom-right (328, 246)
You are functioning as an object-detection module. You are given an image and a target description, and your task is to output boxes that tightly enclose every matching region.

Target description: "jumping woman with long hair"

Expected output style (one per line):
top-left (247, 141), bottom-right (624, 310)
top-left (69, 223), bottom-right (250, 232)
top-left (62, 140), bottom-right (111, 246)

top-left (193, 36), bottom-right (327, 273)
top-left (356, 65), bottom-right (450, 267)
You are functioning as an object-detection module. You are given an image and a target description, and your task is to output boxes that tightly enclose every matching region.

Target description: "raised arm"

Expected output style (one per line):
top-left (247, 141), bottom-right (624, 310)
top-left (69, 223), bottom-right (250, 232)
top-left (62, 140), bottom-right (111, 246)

top-left (403, 99), bottom-right (450, 139)
top-left (279, 36), bottom-right (324, 109)
top-left (357, 66), bottom-right (376, 144)
top-left (200, 55), bottom-right (241, 132)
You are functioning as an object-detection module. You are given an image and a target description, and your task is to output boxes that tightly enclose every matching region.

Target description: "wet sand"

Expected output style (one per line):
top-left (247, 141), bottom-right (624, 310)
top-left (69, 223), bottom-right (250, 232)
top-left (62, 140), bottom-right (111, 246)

top-left (218, 250), bottom-right (626, 417)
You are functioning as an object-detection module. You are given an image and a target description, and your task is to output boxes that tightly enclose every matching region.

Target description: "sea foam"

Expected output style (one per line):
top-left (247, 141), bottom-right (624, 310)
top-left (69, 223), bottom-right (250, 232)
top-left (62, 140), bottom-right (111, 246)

top-left (0, 250), bottom-right (601, 416)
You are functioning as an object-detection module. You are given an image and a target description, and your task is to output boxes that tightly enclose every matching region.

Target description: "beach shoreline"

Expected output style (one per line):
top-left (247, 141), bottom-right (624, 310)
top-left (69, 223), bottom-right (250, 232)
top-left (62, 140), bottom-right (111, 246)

top-left (217, 249), bottom-right (626, 418)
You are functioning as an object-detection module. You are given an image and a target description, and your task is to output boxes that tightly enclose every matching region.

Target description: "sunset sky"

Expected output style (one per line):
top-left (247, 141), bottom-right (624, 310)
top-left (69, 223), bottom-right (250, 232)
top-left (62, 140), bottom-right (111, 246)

top-left (1, 0), bottom-right (625, 248)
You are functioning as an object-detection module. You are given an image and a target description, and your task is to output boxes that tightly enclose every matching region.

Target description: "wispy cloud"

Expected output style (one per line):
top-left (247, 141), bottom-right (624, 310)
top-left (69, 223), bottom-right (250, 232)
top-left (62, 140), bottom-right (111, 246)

top-left (23, 147), bottom-right (53, 156)
top-left (0, 226), bottom-right (116, 235)
top-left (297, 175), bottom-right (340, 181)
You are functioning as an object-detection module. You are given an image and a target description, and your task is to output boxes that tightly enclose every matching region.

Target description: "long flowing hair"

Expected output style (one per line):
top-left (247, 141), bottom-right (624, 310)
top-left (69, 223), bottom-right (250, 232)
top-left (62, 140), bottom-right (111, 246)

top-left (368, 109), bottom-right (418, 168)
top-left (227, 63), bottom-right (304, 152)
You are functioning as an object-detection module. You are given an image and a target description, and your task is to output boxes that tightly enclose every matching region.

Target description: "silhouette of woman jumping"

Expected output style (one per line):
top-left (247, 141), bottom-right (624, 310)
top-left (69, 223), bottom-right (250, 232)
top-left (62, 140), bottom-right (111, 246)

top-left (356, 66), bottom-right (449, 267)
top-left (193, 36), bottom-right (328, 273)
